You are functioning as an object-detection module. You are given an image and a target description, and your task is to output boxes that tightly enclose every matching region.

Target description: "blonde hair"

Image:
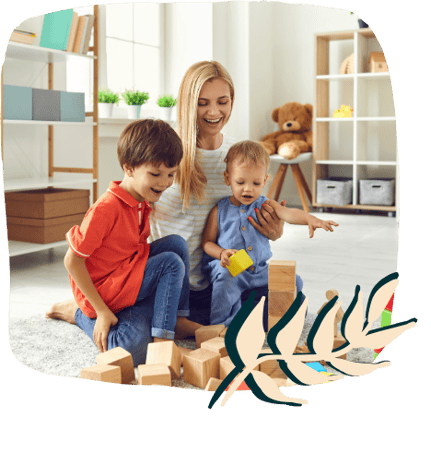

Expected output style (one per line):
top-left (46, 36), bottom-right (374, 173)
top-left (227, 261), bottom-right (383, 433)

top-left (176, 61), bottom-right (235, 211)
top-left (224, 140), bottom-right (271, 172)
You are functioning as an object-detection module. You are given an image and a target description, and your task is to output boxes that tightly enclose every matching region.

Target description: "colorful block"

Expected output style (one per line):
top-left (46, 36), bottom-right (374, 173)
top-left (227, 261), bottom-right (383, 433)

top-left (305, 362), bottom-right (327, 373)
top-left (381, 309), bottom-right (392, 327)
top-left (227, 249), bottom-right (253, 277)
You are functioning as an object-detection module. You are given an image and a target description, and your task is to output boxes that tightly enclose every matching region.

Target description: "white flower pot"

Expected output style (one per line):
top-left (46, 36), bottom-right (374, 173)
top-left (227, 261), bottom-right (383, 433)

top-left (98, 102), bottom-right (114, 118)
top-left (159, 107), bottom-right (173, 121)
top-left (127, 105), bottom-right (142, 120)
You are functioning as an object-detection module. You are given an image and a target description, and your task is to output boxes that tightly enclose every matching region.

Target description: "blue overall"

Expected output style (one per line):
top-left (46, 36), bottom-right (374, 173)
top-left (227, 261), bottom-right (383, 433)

top-left (202, 195), bottom-right (303, 327)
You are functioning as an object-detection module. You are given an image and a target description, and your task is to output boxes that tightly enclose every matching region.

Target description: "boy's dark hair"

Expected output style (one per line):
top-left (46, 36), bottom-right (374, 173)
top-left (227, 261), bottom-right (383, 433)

top-left (224, 140), bottom-right (271, 170)
top-left (117, 119), bottom-right (183, 170)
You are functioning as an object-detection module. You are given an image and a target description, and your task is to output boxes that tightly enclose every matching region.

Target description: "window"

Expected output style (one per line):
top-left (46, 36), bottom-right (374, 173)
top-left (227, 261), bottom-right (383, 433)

top-left (105, 3), bottom-right (161, 107)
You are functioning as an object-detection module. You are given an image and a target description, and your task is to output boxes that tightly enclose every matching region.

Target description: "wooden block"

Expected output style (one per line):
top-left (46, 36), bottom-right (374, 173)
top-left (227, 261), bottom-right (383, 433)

top-left (195, 324), bottom-right (225, 348)
top-left (204, 377), bottom-right (222, 391)
top-left (80, 364), bottom-right (121, 383)
top-left (268, 260), bottom-right (296, 292)
top-left (201, 337), bottom-right (228, 358)
top-left (258, 349), bottom-right (287, 379)
top-left (146, 341), bottom-right (181, 379)
top-left (180, 347), bottom-right (193, 366)
top-left (268, 289), bottom-right (296, 330)
top-left (137, 364), bottom-right (171, 386)
top-left (317, 289), bottom-right (344, 337)
top-left (96, 346), bottom-right (135, 384)
top-left (183, 349), bottom-right (221, 389)
top-left (220, 327), bottom-right (227, 338)
top-left (220, 356), bottom-right (235, 381)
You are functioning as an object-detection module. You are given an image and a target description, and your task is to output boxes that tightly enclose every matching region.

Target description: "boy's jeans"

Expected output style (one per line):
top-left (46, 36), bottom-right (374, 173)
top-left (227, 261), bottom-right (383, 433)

top-left (75, 234), bottom-right (190, 366)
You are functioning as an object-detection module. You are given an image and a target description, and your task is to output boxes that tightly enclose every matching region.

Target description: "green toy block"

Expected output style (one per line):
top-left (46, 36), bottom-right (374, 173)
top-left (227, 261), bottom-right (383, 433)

top-left (381, 309), bottom-right (392, 327)
top-left (227, 249), bottom-right (253, 277)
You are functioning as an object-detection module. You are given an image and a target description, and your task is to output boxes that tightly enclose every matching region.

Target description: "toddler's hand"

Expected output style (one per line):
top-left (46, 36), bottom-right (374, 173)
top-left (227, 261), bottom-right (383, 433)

top-left (220, 249), bottom-right (238, 268)
top-left (307, 217), bottom-right (339, 238)
top-left (93, 310), bottom-right (118, 353)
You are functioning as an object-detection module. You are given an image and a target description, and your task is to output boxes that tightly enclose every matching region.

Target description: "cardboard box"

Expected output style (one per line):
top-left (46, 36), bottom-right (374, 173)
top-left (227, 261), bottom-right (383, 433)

top-left (5, 188), bottom-right (90, 219)
top-left (7, 213), bottom-right (85, 244)
top-left (32, 88), bottom-right (61, 121)
top-left (3, 85), bottom-right (32, 121)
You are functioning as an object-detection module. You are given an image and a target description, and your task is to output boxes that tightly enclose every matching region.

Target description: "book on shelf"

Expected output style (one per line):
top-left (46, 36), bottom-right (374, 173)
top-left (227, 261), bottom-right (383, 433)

top-left (10, 29), bottom-right (36, 45)
top-left (81, 15), bottom-right (94, 55)
top-left (66, 12), bottom-right (79, 52)
top-left (72, 16), bottom-right (87, 53)
top-left (39, 9), bottom-right (75, 51)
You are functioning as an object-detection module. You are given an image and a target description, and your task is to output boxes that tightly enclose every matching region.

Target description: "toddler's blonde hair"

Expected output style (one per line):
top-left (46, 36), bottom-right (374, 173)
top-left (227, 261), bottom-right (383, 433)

top-left (224, 140), bottom-right (271, 172)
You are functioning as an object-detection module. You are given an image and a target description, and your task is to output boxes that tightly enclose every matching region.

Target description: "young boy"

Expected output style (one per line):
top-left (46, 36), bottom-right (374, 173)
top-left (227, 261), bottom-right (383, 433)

top-left (49, 119), bottom-right (201, 364)
top-left (201, 140), bottom-right (339, 327)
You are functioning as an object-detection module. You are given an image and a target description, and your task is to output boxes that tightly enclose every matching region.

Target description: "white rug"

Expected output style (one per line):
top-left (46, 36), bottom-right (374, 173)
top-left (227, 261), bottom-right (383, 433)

top-left (8, 313), bottom-right (379, 387)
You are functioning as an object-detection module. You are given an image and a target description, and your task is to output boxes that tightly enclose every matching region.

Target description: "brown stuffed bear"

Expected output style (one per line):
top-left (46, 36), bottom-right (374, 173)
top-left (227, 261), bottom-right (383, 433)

top-left (260, 102), bottom-right (313, 160)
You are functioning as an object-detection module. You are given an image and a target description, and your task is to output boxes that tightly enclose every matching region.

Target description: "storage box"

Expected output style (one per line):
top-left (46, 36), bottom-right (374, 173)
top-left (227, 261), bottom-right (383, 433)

top-left (359, 178), bottom-right (395, 206)
top-left (369, 52), bottom-right (388, 73)
top-left (5, 188), bottom-right (89, 244)
top-left (5, 188), bottom-right (90, 219)
top-left (7, 213), bottom-right (86, 244)
top-left (60, 91), bottom-right (85, 122)
top-left (3, 85), bottom-right (32, 120)
top-left (32, 88), bottom-right (61, 121)
top-left (316, 177), bottom-right (353, 206)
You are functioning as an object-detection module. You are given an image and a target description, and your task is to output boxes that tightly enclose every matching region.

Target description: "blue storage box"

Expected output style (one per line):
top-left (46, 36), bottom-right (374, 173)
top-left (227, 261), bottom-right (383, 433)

top-left (32, 88), bottom-right (61, 121)
top-left (60, 91), bottom-right (85, 122)
top-left (3, 85), bottom-right (32, 121)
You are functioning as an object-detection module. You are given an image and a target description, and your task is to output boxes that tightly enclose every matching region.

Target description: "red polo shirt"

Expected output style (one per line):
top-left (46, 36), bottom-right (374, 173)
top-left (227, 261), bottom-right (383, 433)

top-left (66, 181), bottom-right (152, 318)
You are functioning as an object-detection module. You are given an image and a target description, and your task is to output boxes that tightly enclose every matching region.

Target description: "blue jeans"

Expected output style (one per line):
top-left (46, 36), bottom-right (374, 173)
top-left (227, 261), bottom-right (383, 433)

top-left (75, 234), bottom-right (190, 366)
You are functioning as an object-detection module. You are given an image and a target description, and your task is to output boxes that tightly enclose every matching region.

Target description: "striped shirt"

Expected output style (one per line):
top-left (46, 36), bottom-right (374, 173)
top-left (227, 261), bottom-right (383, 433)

top-left (149, 134), bottom-right (236, 291)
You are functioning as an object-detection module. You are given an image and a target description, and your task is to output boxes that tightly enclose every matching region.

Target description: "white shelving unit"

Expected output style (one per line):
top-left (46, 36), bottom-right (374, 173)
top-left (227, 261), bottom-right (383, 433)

top-left (313, 28), bottom-right (397, 216)
top-left (2, 6), bottom-right (100, 256)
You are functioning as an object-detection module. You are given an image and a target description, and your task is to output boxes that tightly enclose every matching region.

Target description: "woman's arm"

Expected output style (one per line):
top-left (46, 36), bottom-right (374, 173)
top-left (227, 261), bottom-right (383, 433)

top-left (248, 200), bottom-right (286, 241)
top-left (64, 248), bottom-right (118, 352)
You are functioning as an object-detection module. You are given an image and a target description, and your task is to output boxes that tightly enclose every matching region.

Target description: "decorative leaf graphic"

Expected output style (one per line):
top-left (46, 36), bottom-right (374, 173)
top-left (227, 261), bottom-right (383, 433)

top-left (327, 358), bottom-right (390, 376)
top-left (365, 272), bottom-right (398, 325)
top-left (360, 319), bottom-right (417, 350)
top-left (341, 286), bottom-right (365, 345)
top-left (307, 299), bottom-right (345, 355)
top-left (244, 371), bottom-right (308, 406)
top-left (267, 292), bottom-right (308, 357)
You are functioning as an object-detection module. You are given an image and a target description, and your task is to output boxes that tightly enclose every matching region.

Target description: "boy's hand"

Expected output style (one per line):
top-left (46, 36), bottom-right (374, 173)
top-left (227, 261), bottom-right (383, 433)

top-left (93, 310), bottom-right (118, 353)
top-left (220, 249), bottom-right (238, 268)
top-left (307, 217), bottom-right (339, 238)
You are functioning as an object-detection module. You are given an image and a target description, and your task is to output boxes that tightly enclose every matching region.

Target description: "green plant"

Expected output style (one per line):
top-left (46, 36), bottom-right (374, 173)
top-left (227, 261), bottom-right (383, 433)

top-left (121, 89), bottom-right (150, 106)
top-left (98, 87), bottom-right (120, 105)
top-left (156, 94), bottom-right (177, 108)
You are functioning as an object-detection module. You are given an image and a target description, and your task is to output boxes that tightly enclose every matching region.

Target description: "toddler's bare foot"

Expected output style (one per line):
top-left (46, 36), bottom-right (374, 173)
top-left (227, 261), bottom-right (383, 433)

top-left (174, 317), bottom-right (202, 340)
top-left (45, 299), bottom-right (78, 325)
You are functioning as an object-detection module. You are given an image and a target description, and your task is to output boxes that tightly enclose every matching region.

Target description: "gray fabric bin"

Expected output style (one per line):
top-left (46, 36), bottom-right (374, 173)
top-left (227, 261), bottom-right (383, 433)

top-left (317, 177), bottom-right (353, 206)
top-left (32, 88), bottom-right (61, 121)
top-left (359, 178), bottom-right (395, 206)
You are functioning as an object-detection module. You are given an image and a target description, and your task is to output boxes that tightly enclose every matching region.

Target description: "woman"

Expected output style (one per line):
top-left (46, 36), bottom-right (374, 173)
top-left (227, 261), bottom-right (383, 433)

top-left (149, 60), bottom-right (286, 326)
top-left (46, 61), bottom-right (286, 362)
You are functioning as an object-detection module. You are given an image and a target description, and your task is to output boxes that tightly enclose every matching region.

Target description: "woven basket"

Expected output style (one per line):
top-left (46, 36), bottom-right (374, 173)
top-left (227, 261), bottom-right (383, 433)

top-left (339, 53), bottom-right (354, 74)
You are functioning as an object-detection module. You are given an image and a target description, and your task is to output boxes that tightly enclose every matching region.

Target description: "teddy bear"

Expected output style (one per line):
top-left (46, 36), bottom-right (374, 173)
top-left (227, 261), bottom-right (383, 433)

top-left (260, 102), bottom-right (313, 160)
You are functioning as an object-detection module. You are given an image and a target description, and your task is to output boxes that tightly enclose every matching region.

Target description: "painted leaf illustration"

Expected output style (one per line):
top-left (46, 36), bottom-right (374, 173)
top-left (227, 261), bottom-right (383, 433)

top-left (365, 272), bottom-right (398, 324)
top-left (235, 296), bottom-right (266, 367)
top-left (281, 358), bottom-right (344, 385)
top-left (267, 293), bottom-right (308, 357)
top-left (327, 357), bottom-right (390, 376)
top-left (245, 371), bottom-right (308, 406)
top-left (307, 299), bottom-right (345, 355)
top-left (341, 287), bottom-right (365, 345)
top-left (360, 319), bottom-right (417, 350)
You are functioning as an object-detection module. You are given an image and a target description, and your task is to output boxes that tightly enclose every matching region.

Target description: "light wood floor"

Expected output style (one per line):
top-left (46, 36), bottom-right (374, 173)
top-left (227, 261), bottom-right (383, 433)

top-left (8, 211), bottom-right (398, 323)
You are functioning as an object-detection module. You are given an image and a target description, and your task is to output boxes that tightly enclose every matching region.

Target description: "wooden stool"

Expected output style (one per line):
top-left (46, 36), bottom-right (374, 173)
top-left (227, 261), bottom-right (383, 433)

top-left (267, 153), bottom-right (313, 212)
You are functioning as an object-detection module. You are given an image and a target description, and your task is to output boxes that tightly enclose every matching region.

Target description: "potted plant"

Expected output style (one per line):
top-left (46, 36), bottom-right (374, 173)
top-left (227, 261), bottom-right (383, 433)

top-left (98, 87), bottom-right (119, 118)
top-left (157, 94), bottom-right (177, 121)
top-left (121, 89), bottom-right (150, 119)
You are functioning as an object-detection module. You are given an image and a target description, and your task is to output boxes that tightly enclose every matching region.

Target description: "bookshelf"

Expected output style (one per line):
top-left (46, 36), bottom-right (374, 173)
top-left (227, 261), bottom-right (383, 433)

top-left (1, 6), bottom-right (100, 256)
top-left (312, 28), bottom-right (398, 216)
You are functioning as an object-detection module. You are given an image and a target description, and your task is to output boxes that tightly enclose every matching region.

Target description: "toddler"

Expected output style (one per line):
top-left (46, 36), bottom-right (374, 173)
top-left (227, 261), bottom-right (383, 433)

top-left (201, 140), bottom-right (338, 327)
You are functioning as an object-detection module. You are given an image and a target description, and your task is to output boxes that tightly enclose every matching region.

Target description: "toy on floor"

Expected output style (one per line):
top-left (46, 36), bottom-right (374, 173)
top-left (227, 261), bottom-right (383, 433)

top-left (374, 293), bottom-right (394, 359)
top-left (333, 105), bottom-right (353, 118)
top-left (317, 289), bottom-right (345, 337)
top-left (268, 260), bottom-right (296, 330)
top-left (226, 249), bottom-right (253, 277)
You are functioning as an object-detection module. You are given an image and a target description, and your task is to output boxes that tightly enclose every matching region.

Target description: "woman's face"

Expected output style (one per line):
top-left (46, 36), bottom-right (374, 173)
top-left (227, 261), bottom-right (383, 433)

top-left (197, 78), bottom-right (232, 138)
